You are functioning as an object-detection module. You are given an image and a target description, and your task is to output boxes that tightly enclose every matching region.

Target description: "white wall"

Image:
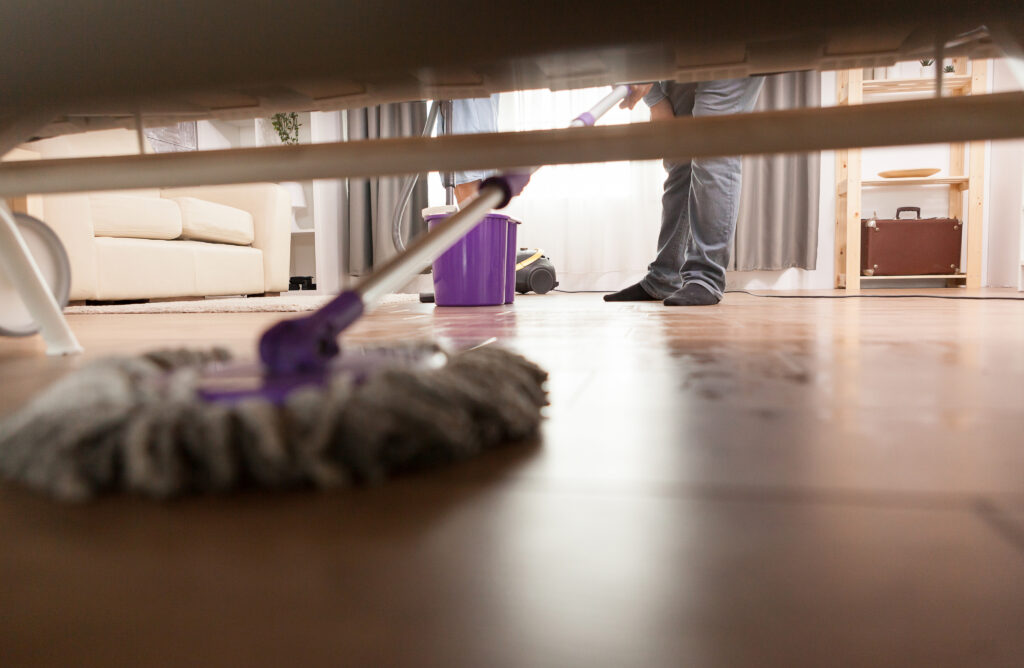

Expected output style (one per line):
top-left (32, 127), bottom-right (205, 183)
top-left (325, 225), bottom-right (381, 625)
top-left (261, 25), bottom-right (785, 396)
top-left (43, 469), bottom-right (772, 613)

top-left (986, 59), bottom-right (1024, 288)
top-left (196, 120), bottom-right (237, 150)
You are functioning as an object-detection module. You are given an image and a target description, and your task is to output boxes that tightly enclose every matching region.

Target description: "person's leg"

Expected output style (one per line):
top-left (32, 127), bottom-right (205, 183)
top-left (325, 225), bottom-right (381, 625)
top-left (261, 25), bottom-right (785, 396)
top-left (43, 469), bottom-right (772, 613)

top-left (454, 181), bottom-right (480, 204)
top-left (640, 142), bottom-right (692, 298)
top-left (606, 82), bottom-right (697, 301)
top-left (447, 95), bottom-right (500, 205)
top-left (665, 76), bottom-right (764, 306)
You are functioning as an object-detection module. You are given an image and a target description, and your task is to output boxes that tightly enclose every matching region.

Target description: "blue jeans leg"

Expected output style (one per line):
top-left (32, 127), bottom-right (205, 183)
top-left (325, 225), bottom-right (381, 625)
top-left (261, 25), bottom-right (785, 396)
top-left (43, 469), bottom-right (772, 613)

top-left (680, 77), bottom-right (765, 298)
top-left (640, 82), bottom-right (697, 299)
top-left (641, 77), bottom-right (764, 299)
top-left (641, 157), bottom-right (693, 298)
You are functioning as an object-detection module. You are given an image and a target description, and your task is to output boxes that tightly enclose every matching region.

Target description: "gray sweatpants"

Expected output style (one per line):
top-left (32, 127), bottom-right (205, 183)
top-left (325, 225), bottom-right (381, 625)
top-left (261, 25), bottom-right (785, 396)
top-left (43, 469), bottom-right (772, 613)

top-left (640, 77), bottom-right (764, 299)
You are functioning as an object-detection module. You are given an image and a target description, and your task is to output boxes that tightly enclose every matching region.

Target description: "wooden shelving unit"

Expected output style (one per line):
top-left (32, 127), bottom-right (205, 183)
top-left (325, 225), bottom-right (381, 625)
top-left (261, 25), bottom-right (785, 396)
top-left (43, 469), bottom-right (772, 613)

top-left (861, 75), bottom-right (972, 96)
top-left (834, 58), bottom-right (988, 290)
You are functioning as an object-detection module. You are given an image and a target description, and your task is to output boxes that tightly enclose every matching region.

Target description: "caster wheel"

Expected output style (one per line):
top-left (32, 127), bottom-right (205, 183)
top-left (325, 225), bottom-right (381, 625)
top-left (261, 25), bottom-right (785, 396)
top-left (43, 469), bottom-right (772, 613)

top-left (0, 213), bottom-right (72, 337)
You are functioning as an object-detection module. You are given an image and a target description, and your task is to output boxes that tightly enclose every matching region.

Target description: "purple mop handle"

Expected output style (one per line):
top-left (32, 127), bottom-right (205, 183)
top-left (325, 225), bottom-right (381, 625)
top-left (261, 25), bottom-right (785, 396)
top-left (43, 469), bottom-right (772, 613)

top-left (258, 186), bottom-right (507, 375)
top-left (481, 84), bottom-right (634, 208)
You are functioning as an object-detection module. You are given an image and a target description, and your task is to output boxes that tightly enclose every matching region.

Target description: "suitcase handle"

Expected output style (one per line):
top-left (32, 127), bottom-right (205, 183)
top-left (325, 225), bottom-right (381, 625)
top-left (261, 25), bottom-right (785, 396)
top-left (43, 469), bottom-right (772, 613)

top-left (896, 206), bottom-right (921, 220)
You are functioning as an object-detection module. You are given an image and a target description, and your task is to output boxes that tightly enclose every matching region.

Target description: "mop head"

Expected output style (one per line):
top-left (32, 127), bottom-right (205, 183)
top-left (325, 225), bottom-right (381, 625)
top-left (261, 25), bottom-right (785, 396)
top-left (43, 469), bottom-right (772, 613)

top-left (0, 345), bottom-right (547, 502)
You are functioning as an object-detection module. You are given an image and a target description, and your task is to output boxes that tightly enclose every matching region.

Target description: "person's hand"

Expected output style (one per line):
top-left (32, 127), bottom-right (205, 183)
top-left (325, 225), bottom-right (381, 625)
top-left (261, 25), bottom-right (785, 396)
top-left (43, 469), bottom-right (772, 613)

top-left (619, 83), bottom-right (653, 110)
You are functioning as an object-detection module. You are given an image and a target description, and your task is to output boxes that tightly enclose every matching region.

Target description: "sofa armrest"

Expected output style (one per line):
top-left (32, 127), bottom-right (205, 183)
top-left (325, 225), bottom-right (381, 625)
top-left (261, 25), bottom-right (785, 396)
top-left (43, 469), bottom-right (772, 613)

top-left (38, 195), bottom-right (100, 301)
top-left (161, 184), bottom-right (291, 293)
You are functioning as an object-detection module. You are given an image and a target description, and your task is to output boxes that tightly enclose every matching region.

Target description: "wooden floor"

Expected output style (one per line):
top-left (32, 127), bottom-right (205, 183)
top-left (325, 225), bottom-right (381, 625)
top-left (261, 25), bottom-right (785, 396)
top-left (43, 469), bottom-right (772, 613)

top-left (3, 290), bottom-right (1024, 667)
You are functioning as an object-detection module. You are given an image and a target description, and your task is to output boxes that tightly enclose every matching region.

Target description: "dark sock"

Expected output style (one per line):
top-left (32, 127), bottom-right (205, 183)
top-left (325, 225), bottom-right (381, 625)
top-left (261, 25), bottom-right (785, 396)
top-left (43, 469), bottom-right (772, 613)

top-left (603, 282), bottom-right (658, 302)
top-left (663, 283), bottom-right (721, 306)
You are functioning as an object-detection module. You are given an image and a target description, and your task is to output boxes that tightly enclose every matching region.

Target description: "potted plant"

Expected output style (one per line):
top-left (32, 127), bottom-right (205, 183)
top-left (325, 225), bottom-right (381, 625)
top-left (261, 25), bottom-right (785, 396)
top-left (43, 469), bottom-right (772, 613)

top-left (270, 112), bottom-right (301, 145)
top-left (254, 112), bottom-right (301, 147)
top-left (919, 58), bottom-right (935, 78)
top-left (249, 112), bottom-right (307, 225)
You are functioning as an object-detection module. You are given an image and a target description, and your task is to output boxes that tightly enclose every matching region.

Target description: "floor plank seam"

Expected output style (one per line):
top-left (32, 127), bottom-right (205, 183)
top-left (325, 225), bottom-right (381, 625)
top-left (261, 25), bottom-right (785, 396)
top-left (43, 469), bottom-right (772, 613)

top-left (438, 475), bottom-right (1024, 513)
top-left (973, 499), bottom-right (1024, 559)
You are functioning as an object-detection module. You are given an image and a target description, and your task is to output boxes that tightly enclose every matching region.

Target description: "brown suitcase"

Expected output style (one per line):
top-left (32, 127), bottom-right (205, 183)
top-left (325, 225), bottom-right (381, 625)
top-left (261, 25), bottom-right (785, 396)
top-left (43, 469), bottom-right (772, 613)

top-left (860, 207), bottom-right (963, 276)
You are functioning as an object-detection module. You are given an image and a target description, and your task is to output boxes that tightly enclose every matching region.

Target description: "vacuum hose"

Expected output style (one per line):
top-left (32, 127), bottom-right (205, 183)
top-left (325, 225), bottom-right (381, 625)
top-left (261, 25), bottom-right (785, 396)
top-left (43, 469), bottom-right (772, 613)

top-left (392, 100), bottom-right (441, 253)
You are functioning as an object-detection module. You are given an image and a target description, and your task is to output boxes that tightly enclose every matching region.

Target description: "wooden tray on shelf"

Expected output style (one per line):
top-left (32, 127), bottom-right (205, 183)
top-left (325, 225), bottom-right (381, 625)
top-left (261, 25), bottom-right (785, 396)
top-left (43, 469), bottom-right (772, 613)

top-left (877, 168), bottom-right (941, 178)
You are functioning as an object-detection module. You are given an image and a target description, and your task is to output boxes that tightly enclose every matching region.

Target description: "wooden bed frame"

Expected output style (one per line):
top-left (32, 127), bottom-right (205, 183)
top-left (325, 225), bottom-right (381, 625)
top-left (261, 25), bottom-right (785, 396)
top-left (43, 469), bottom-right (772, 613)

top-left (1, 1), bottom-right (1022, 353)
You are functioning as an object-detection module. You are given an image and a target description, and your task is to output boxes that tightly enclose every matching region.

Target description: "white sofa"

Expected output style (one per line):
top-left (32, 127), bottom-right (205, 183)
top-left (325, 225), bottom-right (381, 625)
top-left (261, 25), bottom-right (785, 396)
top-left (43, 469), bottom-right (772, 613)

top-left (7, 129), bottom-right (291, 301)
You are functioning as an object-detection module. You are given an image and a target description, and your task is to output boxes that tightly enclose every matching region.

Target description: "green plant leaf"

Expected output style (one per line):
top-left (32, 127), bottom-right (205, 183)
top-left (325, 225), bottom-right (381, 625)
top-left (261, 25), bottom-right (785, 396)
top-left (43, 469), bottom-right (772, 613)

top-left (269, 112), bottom-right (301, 144)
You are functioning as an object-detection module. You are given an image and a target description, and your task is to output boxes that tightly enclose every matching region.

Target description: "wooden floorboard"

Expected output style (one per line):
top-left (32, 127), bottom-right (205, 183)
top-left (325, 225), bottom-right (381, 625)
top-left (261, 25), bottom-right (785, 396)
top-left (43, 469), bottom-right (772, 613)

top-left (2, 290), bottom-right (1024, 666)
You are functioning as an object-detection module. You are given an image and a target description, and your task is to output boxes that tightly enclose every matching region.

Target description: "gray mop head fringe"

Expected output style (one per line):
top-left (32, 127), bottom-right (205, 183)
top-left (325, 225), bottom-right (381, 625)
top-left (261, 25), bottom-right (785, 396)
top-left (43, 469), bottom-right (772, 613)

top-left (0, 346), bottom-right (547, 501)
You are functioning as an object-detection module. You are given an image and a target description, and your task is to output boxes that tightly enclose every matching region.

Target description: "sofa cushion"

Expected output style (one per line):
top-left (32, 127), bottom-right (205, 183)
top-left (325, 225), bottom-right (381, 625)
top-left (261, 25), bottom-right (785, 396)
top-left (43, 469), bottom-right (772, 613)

top-left (92, 238), bottom-right (266, 300)
top-left (170, 197), bottom-right (254, 246)
top-left (90, 193), bottom-right (183, 240)
top-left (93, 237), bottom-right (197, 300)
top-left (182, 240), bottom-right (265, 296)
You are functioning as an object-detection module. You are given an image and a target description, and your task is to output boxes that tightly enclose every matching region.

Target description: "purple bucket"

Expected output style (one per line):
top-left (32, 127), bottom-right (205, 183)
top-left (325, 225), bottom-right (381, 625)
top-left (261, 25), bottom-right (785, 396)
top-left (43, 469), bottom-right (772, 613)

top-left (427, 212), bottom-right (511, 306)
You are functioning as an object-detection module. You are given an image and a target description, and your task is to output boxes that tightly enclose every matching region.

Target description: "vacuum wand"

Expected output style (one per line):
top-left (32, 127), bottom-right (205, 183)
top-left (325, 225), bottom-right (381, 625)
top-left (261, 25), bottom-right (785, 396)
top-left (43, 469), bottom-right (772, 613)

top-left (570, 84), bottom-right (631, 129)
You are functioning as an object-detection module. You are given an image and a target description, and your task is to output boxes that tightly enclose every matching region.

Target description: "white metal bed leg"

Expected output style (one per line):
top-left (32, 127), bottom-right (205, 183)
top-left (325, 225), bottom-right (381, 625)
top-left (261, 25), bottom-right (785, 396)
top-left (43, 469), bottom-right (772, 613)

top-left (0, 202), bottom-right (82, 355)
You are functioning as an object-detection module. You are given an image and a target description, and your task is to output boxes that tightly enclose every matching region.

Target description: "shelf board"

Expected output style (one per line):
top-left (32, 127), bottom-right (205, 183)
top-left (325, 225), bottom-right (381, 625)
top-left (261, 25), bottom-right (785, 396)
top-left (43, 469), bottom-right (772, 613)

top-left (862, 76), bottom-right (971, 97)
top-left (860, 274), bottom-right (965, 280)
top-left (291, 228), bottom-right (315, 235)
top-left (839, 176), bottom-right (969, 195)
top-left (862, 176), bottom-right (969, 189)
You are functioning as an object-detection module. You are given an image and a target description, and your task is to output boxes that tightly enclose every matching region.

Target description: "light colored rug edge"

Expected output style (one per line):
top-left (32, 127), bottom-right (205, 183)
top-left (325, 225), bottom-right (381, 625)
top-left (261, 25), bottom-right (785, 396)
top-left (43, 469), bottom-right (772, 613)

top-left (64, 293), bottom-right (419, 314)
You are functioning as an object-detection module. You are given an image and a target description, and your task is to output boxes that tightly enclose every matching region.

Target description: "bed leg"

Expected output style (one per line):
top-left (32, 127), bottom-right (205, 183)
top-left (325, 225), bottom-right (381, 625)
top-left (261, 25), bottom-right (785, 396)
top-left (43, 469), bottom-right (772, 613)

top-left (0, 201), bottom-right (82, 355)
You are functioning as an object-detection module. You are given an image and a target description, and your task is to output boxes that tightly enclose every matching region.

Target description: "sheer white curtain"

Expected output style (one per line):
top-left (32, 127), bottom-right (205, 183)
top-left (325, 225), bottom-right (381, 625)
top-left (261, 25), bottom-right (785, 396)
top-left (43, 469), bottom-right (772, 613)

top-left (428, 87), bottom-right (664, 291)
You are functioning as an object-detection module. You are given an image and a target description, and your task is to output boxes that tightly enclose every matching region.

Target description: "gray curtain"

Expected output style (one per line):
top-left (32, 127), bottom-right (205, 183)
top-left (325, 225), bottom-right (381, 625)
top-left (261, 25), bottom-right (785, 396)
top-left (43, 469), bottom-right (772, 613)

top-left (730, 72), bottom-right (820, 271)
top-left (343, 101), bottom-right (428, 276)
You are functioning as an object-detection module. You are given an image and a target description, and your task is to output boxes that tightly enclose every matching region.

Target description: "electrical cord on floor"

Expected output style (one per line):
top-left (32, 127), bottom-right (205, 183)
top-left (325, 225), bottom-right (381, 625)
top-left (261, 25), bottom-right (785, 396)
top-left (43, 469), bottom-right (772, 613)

top-left (553, 288), bottom-right (1024, 301)
top-left (724, 289), bottom-right (1024, 301)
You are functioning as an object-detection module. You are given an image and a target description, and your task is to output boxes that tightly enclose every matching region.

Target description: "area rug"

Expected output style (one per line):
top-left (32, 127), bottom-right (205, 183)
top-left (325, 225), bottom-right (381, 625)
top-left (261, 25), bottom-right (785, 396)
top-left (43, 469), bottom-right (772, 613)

top-left (64, 293), bottom-right (419, 314)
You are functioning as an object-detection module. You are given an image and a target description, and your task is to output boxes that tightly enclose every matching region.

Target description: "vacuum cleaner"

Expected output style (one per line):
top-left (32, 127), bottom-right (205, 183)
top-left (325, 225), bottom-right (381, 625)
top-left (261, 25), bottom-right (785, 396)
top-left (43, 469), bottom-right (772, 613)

top-left (514, 249), bottom-right (558, 295)
top-left (0, 85), bottom-right (633, 500)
